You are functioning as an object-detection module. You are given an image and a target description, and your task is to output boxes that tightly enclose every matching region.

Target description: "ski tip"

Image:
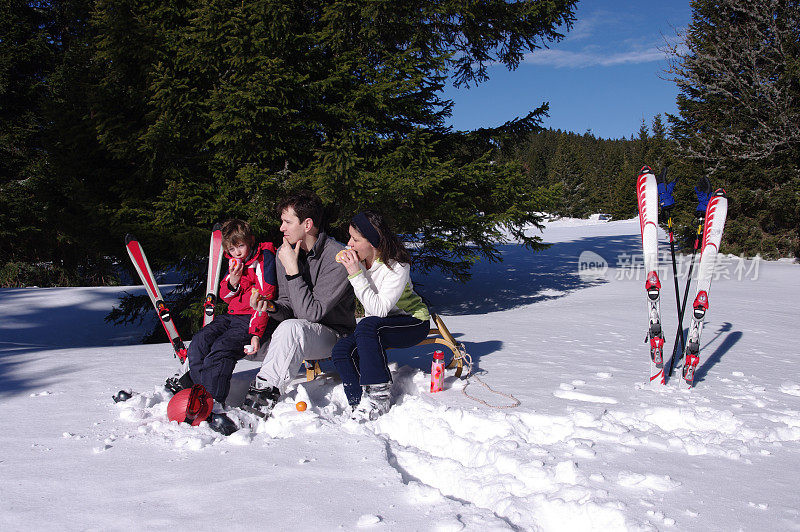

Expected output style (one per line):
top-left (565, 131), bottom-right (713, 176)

top-left (125, 233), bottom-right (136, 245)
top-left (656, 167), bottom-right (667, 183)
top-left (638, 165), bottom-right (653, 176)
top-left (212, 222), bottom-right (222, 231)
top-left (713, 188), bottom-right (727, 198)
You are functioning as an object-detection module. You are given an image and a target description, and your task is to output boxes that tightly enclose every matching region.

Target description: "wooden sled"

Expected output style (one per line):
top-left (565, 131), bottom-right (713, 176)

top-left (302, 313), bottom-right (466, 381)
top-left (416, 313), bottom-right (466, 378)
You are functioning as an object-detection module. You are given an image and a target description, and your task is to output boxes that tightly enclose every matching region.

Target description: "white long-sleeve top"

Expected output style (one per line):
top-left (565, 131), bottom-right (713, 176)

top-left (348, 259), bottom-right (430, 321)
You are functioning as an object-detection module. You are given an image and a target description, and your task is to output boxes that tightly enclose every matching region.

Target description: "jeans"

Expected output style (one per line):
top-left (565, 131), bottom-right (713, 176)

top-left (187, 314), bottom-right (251, 402)
top-left (331, 314), bottom-right (430, 405)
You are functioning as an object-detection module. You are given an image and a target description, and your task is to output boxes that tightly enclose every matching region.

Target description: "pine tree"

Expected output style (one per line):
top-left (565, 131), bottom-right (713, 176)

top-left (0, 2), bottom-right (57, 265)
top-left (89, 0), bottom-right (579, 334)
top-left (0, 0), bottom-right (125, 285)
top-left (666, 0), bottom-right (800, 258)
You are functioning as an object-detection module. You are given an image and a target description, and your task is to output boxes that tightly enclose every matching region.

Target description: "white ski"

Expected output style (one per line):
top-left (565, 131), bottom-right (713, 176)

top-left (680, 189), bottom-right (728, 389)
top-left (637, 166), bottom-right (666, 385)
top-left (203, 223), bottom-right (224, 327)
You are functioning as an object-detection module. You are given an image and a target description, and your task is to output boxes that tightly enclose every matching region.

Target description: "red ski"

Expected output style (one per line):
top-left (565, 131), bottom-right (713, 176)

top-left (125, 234), bottom-right (188, 363)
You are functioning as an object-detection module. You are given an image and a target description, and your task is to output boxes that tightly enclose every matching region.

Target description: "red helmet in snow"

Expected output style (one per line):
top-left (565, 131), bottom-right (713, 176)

top-left (167, 384), bottom-right (213, 426)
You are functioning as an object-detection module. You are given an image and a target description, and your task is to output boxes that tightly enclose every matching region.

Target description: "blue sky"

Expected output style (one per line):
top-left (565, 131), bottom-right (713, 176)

top-left (442, 1), bottom-right (692, 139)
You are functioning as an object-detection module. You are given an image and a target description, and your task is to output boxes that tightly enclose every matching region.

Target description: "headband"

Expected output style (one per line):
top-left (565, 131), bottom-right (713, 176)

top-left (351, 212), bottom-right (381, 248)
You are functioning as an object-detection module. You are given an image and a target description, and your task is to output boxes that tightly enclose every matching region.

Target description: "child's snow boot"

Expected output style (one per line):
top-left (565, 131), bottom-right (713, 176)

top-left (165, 372), bottom-right (194, 395)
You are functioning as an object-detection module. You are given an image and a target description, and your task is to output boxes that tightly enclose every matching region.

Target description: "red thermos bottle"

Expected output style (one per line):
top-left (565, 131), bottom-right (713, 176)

top-left (430, 350), bottom-right (445, 392)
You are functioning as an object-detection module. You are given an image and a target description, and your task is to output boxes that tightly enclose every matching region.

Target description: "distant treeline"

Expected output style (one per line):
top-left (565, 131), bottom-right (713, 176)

top-left (509, 113), bottom-right (799, 261)
top-left (512, 119), bottom-right (671, 223)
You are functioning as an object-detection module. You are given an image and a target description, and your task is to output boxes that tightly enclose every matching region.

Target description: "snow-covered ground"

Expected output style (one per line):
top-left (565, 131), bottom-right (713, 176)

top-left (1, 218), bottom-right (798, 531)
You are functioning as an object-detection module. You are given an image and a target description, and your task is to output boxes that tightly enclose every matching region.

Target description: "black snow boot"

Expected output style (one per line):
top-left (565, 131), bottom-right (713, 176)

top-left (207, 412), bottom-right (238, 436)
top-left (165, 372), bottom-right (194, 395)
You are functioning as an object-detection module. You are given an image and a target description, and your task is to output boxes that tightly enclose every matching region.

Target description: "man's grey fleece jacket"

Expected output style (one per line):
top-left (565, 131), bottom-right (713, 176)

top-left (268, 232), bottom-right (356, 336)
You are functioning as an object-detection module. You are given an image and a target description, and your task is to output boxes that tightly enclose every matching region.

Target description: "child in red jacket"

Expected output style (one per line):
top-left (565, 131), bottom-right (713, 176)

top-left (172, 219), bottom-right (277, 403)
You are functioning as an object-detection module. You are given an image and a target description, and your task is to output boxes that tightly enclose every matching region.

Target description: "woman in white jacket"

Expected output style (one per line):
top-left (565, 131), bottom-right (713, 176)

top-left (331, 211), bottom-right (430, 420)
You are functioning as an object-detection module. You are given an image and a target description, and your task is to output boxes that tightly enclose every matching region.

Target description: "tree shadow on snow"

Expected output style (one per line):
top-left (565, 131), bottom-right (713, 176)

top-left (389, 337), bottom-right (502, 375)
top-left (0, 287), bottom-right (155, 350)
top-left (694, 323), bottom-right (741, 384)
top-left (414, 233), bottom-right (642, 315)
top-left (0, 344), bottom-right (80, 398)
top-left (0, 286), bottom-right (154, 395)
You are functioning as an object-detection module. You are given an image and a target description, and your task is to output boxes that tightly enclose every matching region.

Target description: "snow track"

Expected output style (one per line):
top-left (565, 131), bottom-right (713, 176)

top-left (106, 357), bottom-right (800, 531)
top-left (370, 389), bottom-right (630, 530)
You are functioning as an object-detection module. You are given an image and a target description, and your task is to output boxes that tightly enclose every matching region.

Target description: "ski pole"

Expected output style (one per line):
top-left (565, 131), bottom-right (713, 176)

top-left (666, 175), bottom-right (712, 377)
top-left (666, 216), bottom-right (703, 377)
top-left (656, 169), bottom-right (683, 365)
top-left (666, 210), bottom-right (683, 354)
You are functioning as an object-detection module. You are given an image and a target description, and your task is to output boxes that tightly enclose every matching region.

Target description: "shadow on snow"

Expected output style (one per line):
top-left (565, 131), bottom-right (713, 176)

top-left (695, 323), bottom-right (742, 384)
top-left (0, 343), bottom-right (81, 398)
top-left (414, 233), bottom-right (641, 315)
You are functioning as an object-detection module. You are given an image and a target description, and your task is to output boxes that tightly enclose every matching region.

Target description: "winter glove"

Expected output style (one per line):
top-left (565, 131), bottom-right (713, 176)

top-left (656, 167), bottom-right (677, 209)
top-left (695, 176), bottom-right (713, 215)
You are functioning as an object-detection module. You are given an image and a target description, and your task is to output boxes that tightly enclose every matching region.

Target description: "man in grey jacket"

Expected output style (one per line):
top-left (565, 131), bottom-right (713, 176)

top-left (242, 191), bottom-right (355, 419)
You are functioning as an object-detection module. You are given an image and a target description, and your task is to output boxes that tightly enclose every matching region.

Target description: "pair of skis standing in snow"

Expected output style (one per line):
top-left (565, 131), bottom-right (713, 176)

top-left (637, 166), bottom-right (728, 389)
top-left (124, 225), bottom-right (226, 366)
top-left (121, 225), bottom-right (240, 434)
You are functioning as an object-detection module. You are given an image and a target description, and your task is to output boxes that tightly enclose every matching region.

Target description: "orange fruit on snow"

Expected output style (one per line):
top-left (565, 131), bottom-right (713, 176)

top-left (296, 401), bottom-right (307, 411)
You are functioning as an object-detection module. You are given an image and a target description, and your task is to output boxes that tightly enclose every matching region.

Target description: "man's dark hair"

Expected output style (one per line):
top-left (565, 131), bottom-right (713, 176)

top-left (277, 191), bottom-right (324, 229)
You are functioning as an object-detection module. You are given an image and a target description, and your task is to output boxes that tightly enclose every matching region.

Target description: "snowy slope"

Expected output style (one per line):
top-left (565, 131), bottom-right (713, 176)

top-left (1, 218), bottom-right (799, 531)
